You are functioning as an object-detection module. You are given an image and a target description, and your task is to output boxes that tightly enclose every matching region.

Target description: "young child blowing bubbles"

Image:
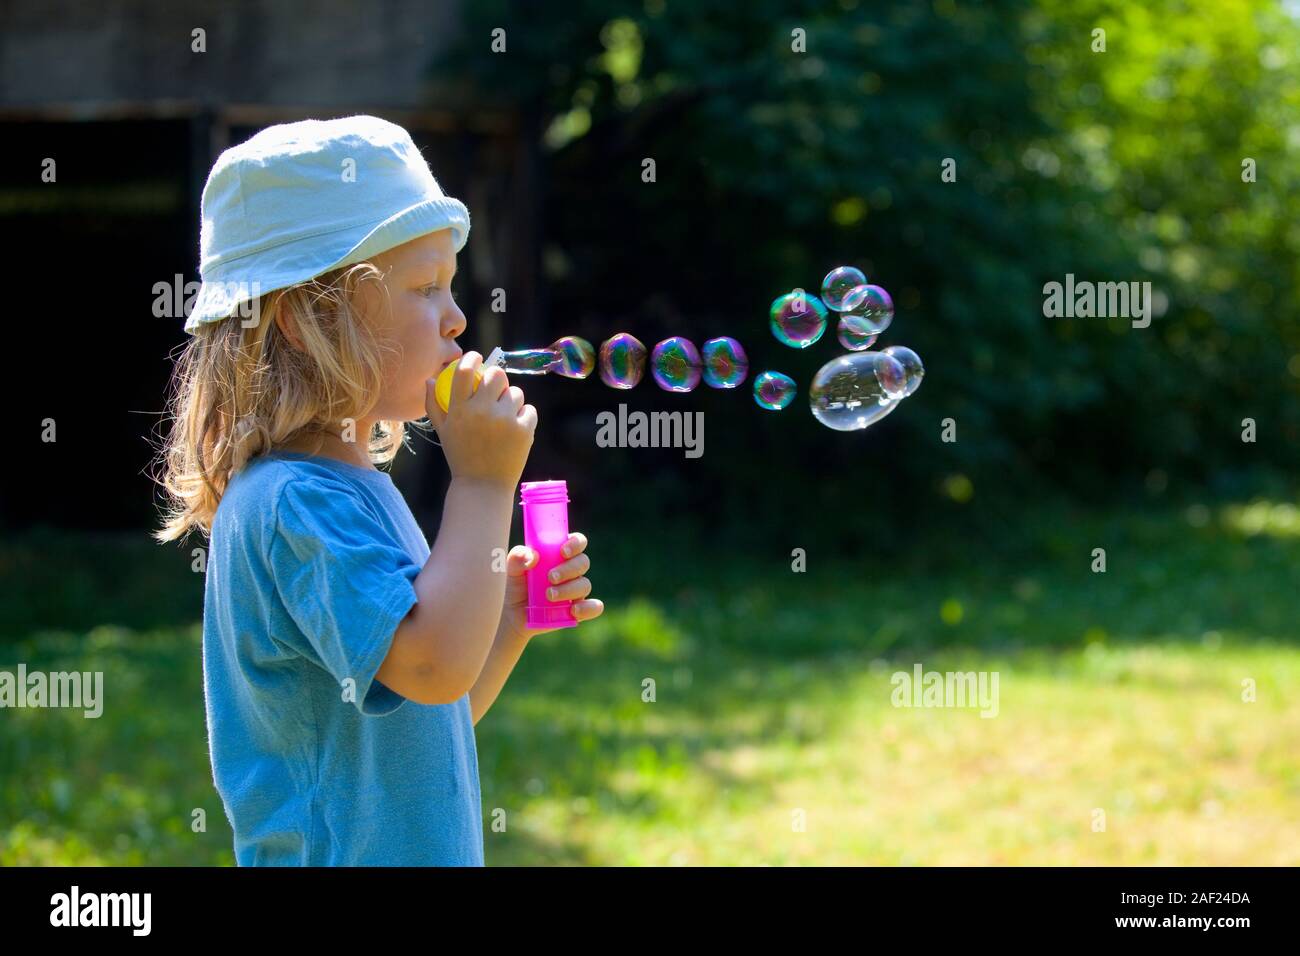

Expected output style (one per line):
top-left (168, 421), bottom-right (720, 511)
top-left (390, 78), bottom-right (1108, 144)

top-left (154, 115), bottom-right (603, 866)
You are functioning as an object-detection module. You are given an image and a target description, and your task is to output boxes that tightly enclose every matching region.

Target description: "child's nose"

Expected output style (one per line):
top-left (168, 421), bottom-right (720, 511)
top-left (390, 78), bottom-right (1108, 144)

top-left (445, 303), bottom-right (467, 338)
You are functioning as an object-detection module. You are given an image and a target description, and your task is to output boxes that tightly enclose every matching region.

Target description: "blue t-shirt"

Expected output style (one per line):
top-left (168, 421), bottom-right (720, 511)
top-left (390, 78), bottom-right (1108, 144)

top-left (201, 450), bottom-right (484, 866)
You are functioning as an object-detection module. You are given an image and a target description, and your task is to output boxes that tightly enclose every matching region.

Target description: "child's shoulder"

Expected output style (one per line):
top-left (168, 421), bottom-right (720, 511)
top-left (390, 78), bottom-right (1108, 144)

top-left (215, 452), bottom-right (422, 572)
top-left (220, 453), bottom-right (368, 528)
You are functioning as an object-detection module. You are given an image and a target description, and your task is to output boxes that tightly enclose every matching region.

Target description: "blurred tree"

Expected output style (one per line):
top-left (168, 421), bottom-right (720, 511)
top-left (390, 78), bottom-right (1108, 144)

top-left (431, 0), bottom-right (1299, 548)
top-left (1028, 0), bottom-right (1300, 492)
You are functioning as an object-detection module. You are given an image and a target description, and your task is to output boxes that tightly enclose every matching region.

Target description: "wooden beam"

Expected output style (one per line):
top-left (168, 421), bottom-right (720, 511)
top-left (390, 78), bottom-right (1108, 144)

top-left (0, 101), bottom-right (517, 137)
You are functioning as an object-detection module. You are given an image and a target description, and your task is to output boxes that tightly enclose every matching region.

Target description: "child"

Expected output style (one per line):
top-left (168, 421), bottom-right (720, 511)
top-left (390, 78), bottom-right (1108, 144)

top-left (153, 115), bottom-right (603, 865)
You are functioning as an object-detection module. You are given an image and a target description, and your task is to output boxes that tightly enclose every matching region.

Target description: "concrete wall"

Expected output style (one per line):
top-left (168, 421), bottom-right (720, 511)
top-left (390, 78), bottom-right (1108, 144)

top-left (0, 0), bottom-right (464, 110)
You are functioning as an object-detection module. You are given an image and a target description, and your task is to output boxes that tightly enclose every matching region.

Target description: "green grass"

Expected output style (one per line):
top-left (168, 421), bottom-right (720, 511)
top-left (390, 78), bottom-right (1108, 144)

top-left (2, 497), bottom-right (1297, 865)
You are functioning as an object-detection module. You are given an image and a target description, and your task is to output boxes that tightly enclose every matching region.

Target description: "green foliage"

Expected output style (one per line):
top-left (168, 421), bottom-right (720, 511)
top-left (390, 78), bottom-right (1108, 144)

top-left (2, 502), bottom-right (1297, 864)
top-left (0, 625), bottom-right (233, 865)
top-left (0, 529), bottom-right (203, 640)
top-left (434, 0), bottom-right (1300, 528)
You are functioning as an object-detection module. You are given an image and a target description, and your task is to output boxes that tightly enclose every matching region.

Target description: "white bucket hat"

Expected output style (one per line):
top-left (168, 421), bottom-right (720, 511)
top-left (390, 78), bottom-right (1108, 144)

top-left (186, 114), bottom-right (470, 333)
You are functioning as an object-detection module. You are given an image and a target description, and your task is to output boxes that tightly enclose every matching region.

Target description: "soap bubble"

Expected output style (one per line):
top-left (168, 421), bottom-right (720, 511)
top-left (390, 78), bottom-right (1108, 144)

top-left (651, 336), bottom-right (703, 392)
top-left (598, 333), bottom-right (647, 389)
top-left (821, 266), bottom-right (867, 311)
top-left (808, 351), bottom-right (907, 431)
top-left (840, 284), bottom-right (894, 334)
top-left (881, 345), bottom-right (924, 396)
top-left (701, 336), bottom-right (749, 388)
top-left (836, 315), bottom-right (879, 351)
top-left (769, 290), bottom-right (828, 348)
top-left (548, 336), bottom-right (596, 379)
top-left (500, 348), bottom-right (561, 374)
top-left (753, 371), bottom-right (797, 410)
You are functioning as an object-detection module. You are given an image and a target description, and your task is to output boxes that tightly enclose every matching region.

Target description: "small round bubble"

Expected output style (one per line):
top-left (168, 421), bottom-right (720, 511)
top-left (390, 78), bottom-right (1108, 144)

top-left (651, 336), bottom-right (703, 392)
top-left (548, 336), bottom-right (596, 379)
top-left (753, 371), bottom-right (797, 410)
top-left (840, 283), bottom-right (894, 334)
top-left (769, 291), bottom-right (828, 348)
top-left (821, 266), bottom-right (867, 311)
top-left (701, 336), bottom-right (749, 388)
top-left (881, 345), bottom-right (924, 396)
top-left (837, 315), bottom-right (879, 351)
top-left (598, 333), bottom-right (647, 389)
top-left (808, 351), bottom-right (908, 431)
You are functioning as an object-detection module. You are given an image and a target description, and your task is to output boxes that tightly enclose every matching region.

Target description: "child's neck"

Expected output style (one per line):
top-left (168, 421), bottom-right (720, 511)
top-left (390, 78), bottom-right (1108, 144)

top-left (276, 424), bottom-right (378, 471)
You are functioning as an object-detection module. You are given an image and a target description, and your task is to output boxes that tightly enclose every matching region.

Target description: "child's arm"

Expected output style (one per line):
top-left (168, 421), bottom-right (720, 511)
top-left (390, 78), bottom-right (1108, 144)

top-left (467, 621), bottom-right (531, 726)
top-left (467, 535), bottom-right (604, 725)
top-left (375, 353), bottom-right (537, 705)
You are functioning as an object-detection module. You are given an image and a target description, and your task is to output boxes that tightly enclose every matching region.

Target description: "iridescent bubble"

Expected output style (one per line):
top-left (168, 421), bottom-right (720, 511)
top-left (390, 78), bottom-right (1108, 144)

top-left (548, 335), bottom-right (596, 379)
top-left (500, 348), bottom-right (561, 374)
top-left (836, 315), bottom-right (879, 351)
top-left (881, 345), bottom-right (924, 396)
top-left (651, 336), bottom-right (703, 392)
top-left (769, 290), bottom-right (828, 348)
top-left (808, 351), bottom-right (908, 431)
top-left (821, 266), bottom-right (867, 311)
top-left (753, 371), bottom-right (797, 410)
top-left (840, 284), bottom-right (894, 335)
top-left (599, 333), bottom-right (647, 389)
top-left (701, 336), bottom-right (749, 388)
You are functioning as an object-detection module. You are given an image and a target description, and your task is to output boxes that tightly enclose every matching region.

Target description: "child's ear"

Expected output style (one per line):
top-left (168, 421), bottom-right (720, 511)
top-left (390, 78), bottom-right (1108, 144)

top-left (274, 307), bottom-right (306, 351)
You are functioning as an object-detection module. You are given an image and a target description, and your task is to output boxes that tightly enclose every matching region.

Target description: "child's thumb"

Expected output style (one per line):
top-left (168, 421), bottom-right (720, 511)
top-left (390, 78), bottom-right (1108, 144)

top-left (507, 545), bottom-right (536, 574)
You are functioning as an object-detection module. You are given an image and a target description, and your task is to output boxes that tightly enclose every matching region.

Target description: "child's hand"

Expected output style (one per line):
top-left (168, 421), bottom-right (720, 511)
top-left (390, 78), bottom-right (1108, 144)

top-left (499, 532), bottom-right (604, 643)
top-left (426, 351), bottom-right (537, 490)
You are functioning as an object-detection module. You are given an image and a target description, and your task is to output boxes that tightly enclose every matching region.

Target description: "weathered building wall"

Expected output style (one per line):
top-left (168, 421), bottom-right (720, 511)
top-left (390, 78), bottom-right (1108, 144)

top-left (0, 0), bottom-right (463, 109)
top-left (0, 0), bottom-right (549, 532)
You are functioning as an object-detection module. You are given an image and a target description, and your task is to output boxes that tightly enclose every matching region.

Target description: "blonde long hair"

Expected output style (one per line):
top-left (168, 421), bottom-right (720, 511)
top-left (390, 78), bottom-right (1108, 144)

top-left (152, 263), bottom-right (407, 543)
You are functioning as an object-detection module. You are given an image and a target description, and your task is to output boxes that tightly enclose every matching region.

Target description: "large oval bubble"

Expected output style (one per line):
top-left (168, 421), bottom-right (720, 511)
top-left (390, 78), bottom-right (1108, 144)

top-left (808, 351), bottom-right (907, 431)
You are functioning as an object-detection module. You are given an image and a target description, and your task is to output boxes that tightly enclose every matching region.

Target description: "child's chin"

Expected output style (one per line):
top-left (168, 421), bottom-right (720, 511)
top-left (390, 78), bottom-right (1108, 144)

top-left (377, 407), bottom-right (423, 425)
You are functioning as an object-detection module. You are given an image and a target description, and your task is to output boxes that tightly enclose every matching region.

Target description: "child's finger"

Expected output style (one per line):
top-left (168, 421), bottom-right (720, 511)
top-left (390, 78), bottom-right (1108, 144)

top-left (547, 552), bottom-right (591, 584)
top-left (450, 351), bottom-right (483, 407)
top-left (560, 532), bottom-right (588, 558)
top-left (546, 577), bottom-right (592, 603)
top-left (570, 599), bottom-right (604, 622)
top-left (504, 384), bottom-right (526, 414)
top-left (505, 545), bottom-right (537, 575)
top-left (476, 365), bottom-right (510, 404)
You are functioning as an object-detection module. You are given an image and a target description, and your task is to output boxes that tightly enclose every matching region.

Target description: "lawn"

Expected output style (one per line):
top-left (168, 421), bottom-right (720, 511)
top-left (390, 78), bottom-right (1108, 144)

top-left (2, 497), bottom-right (1297, 865)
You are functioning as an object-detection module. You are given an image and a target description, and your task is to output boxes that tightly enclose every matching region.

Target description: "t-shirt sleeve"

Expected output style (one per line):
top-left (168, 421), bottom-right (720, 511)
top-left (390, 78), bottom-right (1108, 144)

top-left (268, 475), bottom-right (422, 716)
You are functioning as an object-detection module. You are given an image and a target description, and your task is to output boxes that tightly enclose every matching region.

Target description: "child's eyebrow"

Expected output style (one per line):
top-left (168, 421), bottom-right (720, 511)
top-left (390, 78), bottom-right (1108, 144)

top-left (413, 255), bottom-right (456, 278)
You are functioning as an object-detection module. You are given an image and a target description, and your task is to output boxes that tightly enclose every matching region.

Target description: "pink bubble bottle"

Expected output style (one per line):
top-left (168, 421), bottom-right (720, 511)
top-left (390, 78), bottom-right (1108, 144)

top-left (519, 480), bottom-right (579, 629)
